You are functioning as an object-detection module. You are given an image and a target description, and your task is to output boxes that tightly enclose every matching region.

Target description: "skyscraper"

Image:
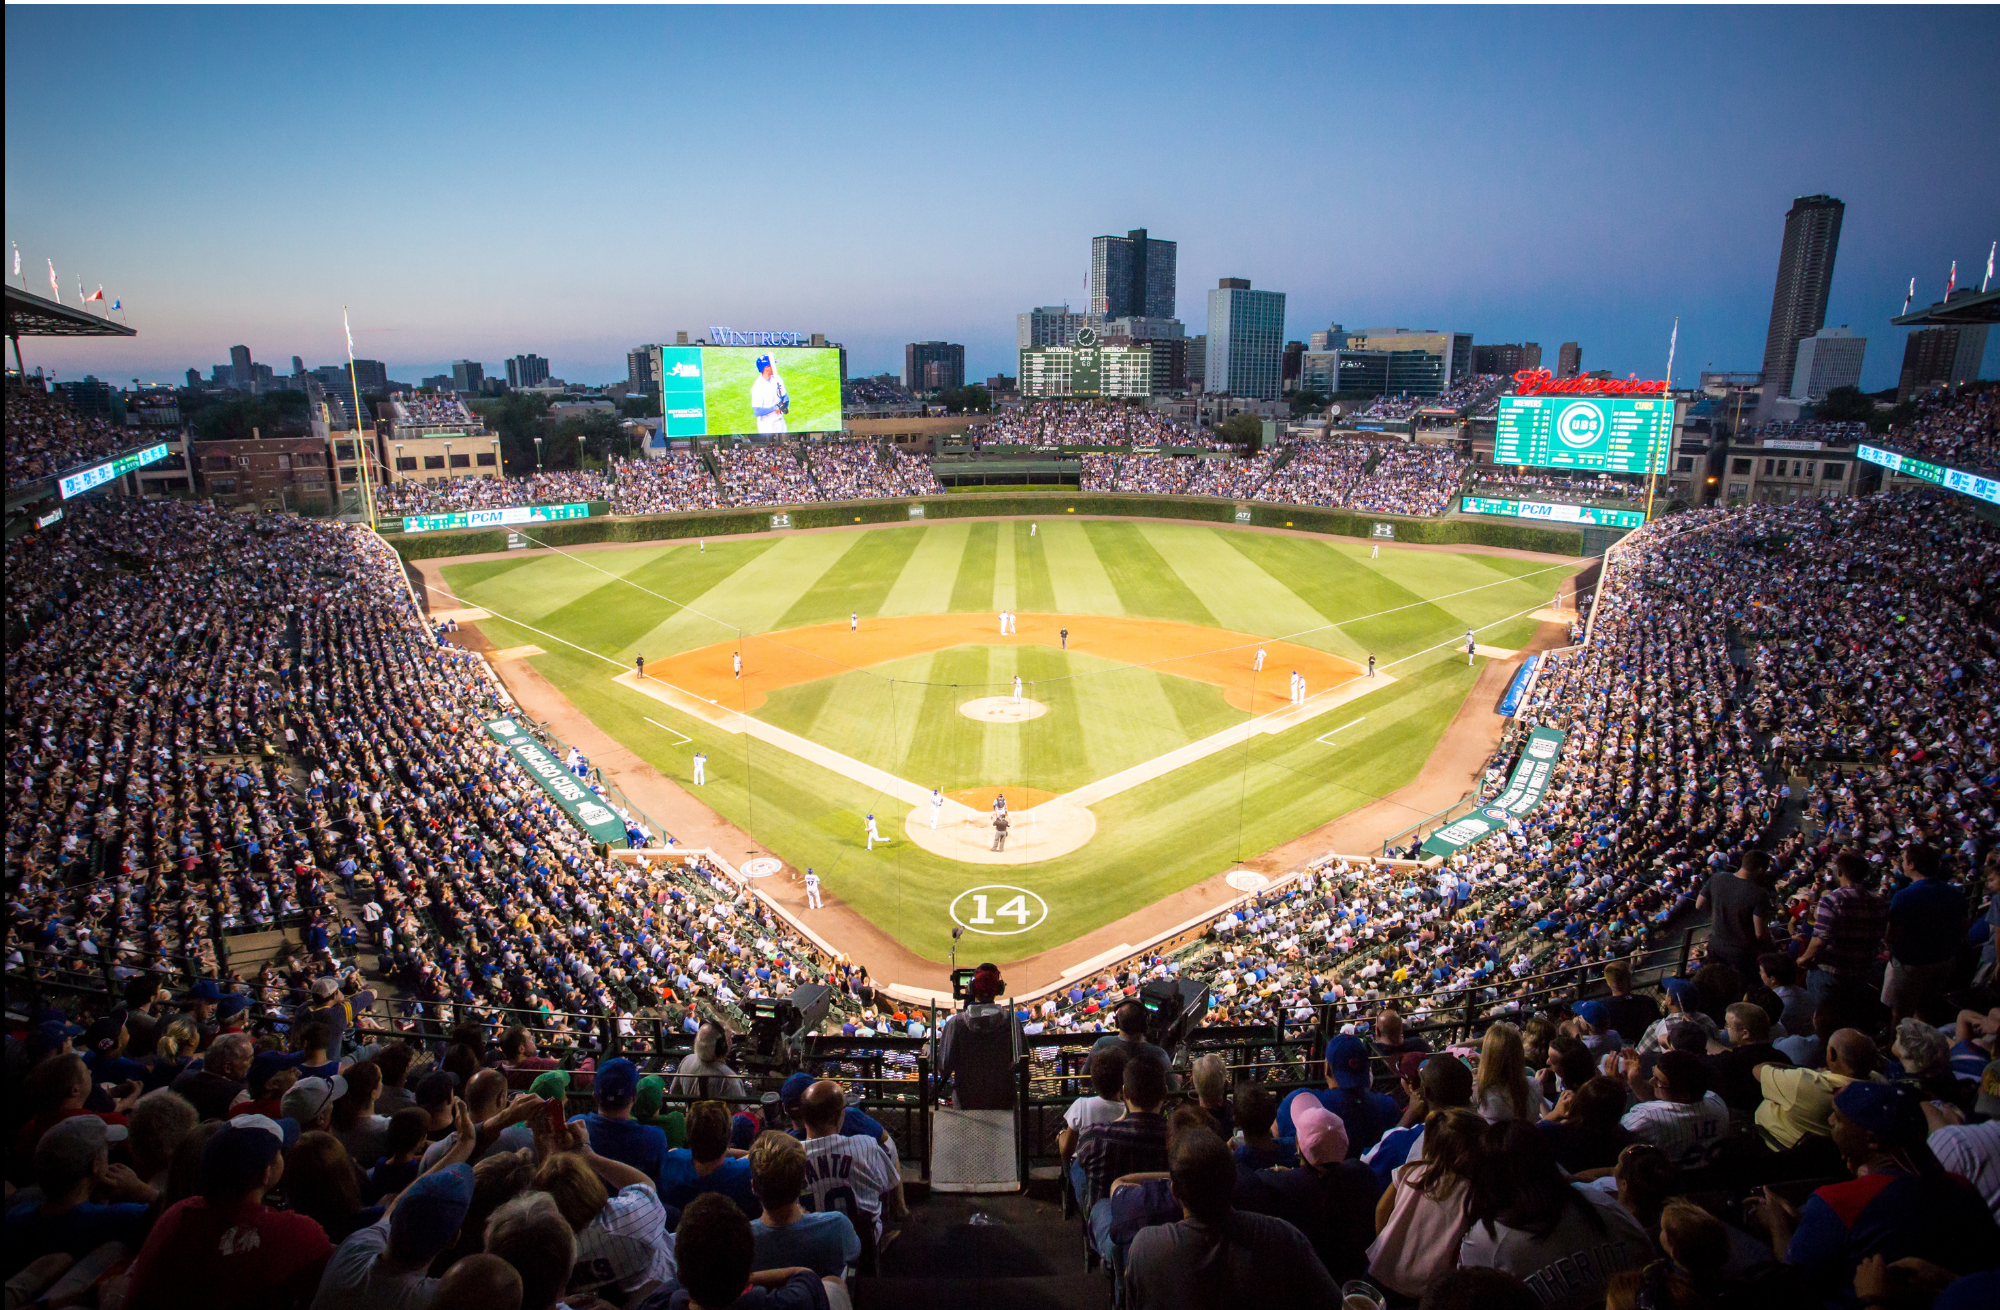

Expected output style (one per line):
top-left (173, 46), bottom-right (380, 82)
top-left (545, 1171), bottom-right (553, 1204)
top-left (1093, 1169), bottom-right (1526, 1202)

top-left (1018, 306), bottom-right (1098, 349)
top-left (627, 346), bottom-right (659, 395)
top-left (904, 341), bottom-right (964, 393)
top-left (508, 354), bottom-right (551, 390)
top-left (1788, 326), bottom-right (1866, 401)
top-left (1206, 279), bottom-right (1286, 400)
top-left (1557, 342), bottom-right (1582, 379)
top-left (1897, 319), bottom-right (1990, 402)
top-left (230, 345), bottom-right (252, 382)
top-left (1758, 194), bottom-right (1845, 418)
top-left (451, 360), bottom-right (485, 394)
top-left (1472, 343), bottom-right (1542, 375)
top-left (1090, 229), bottom-right (1176, 321)
top-left (291, 355), bottom-right (305, 376)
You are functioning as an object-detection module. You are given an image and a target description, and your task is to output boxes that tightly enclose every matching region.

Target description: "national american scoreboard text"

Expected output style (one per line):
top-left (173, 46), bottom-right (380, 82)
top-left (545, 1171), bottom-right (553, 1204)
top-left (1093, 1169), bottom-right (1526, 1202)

top-left (1495, 396), bottom-right (1673, 475)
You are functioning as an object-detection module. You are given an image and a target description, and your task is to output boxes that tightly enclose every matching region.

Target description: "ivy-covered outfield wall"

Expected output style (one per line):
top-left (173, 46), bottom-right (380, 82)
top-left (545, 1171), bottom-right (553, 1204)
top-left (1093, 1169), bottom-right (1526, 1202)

top-left (383, 492), bottom-right (1585, 560)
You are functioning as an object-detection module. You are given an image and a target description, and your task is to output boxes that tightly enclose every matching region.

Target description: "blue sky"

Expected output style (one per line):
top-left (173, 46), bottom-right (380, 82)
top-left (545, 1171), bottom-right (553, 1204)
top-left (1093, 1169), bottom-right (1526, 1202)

top-left (6, 5), bottom-right (1996, 390)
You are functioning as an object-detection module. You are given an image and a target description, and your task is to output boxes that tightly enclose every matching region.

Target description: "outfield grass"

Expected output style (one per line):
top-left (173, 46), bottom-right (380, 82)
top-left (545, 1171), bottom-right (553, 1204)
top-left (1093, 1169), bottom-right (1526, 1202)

top-left (442, 520), bottom-right (1579, 961)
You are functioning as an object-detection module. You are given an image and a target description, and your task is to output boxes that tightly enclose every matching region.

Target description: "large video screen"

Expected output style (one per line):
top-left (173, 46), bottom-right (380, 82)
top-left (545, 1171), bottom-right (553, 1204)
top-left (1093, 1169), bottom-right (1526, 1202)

top-left (659, 346), bottom-right (843, 438)
top-left (1494, 396), bottom-right (1673, 474)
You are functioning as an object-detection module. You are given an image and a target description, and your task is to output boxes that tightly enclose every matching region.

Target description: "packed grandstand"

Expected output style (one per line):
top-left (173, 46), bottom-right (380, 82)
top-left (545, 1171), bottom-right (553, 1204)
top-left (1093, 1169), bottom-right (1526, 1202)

top-left (8, 375), bottom-right (2000, 1310)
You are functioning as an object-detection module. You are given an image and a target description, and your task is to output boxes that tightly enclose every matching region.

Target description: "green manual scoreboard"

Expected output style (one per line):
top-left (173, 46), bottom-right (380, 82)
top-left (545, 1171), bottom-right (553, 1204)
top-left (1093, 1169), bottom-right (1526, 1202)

top-left (1495, 396), bottom-right (1673, 474)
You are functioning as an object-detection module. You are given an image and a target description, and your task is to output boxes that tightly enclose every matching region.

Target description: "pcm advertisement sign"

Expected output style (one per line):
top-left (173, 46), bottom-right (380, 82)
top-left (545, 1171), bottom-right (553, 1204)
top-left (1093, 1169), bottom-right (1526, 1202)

top-left (658, 346), bottom-right (844, 439)
top-left (1460, 497), bottom-right (1646, 529)
top-left (1494, 396), bottom-right (1673, 475)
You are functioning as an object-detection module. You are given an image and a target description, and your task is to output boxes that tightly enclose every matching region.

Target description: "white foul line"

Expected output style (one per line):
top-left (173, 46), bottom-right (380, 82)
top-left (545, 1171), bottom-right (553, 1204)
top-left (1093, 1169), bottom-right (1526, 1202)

top-left (1316, 717), bottom-right (1366, 745)
top-left (642, 717), bottom-right (694, 745)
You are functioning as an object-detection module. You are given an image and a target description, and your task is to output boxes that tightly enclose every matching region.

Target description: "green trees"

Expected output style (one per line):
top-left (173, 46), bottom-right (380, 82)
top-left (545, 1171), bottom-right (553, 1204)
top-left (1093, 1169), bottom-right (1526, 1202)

top-left (1216, 413), bottom-right (1264, 449)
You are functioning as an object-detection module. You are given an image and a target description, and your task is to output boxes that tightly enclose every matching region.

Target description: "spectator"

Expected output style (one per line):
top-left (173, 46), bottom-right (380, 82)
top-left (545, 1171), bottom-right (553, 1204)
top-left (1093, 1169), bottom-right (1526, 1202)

top-left (1460, 1120), bottom-right (1654, 1310)
top-left (1189, 1054), bottom-right (1233, 1141)
top-left (309, 1161), bottom-right (475, 1309)
top-left (1704, 1002), bottom-right (1793, 1118)
top-left (1087, 1001), bottom-right (1175, 1085)
top-left (1473, 1022), bottom-right (1541, 1124)
top-left (1075, 1055), bottom-right (1172, 1250)
top-left (1699, 850), bottom-right (1772, 983)
top-left (366, 1109), bottom-right (435, 1200)
top-left (1123, 1126), bottom-right (1338, 1309)
top-left (673, 1024), bottom-right (749, 1102)
top-left (285, 1132), bottom-right (379, 1245)
top-left (1279, 1033), bottom-right (1402, 1154)
top-left (172, 1032), bottom-right (252, 1121)
top-left (796, 1080), bottom-right (902, 1249)
top-left (531, 1135), bottom-right (675, 1302)
top-left (644, 1190), bottom-right (829, 1310)
top-left (572, 1056), bottom-right (669, 1181)
top-left (1883, 844), bottom-right (1967, 1022)
top-left (1369, 1107), bottom-right (1486, 1299)
top-left (1536, 1076), bottom-right (1635, 1174)
top-left (1600, 962), bottom-right (1661, 1046)
top-left (1754, 1029), bottom-right (1880, 1153)
top-left (3, 1115), bottom-right (153, 1276)
top-left (332, 1062), bottom-right (389, 1167)
top-left (747, 1130), bottom-right (859, 1278)
top-left (1367, 1053), bottom-right (1475, 1186)
top-left (1231, 1079), bottom-right (1299, 1173)
top-left (431, 1253), bottom-right (523, 1310)
top-left (1059, 1046), bottom-right (1128, 1205)
top-left (1617, 1050), bottom-right (1730, 1167)
top-left (1796, 851), bottom-right (1889, 1007)
top-left (124, 1114), bottom-right (333, 1310)
top-left (284, 1076), bottom-right (346, 1137)
top-left (662, 1099), bottom-right (759, 1216)
top-left (482, 1192), bottom-right (576, 1310)
top-left (127, 1089), bottom-right (200, 1194)
top-left (1236, 1092), bottom-right (1381, 1282)
top-left (1921, 1100), bottom-right (2000, 1223)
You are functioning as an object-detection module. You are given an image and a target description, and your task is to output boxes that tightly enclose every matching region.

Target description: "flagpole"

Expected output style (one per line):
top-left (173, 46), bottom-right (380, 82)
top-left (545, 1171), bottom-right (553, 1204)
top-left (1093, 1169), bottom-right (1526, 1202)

top-left (344, 306), bottom-right (378, 531)
top-left (1644, 317), bottom-right (1676, 524)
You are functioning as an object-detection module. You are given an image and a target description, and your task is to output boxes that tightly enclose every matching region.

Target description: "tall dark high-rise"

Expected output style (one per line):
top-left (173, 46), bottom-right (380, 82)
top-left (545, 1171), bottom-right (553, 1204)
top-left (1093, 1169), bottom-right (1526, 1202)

top-left (1556, 342), bottom-right (1582, 379)
top-left (904, 341), bottom-right (964, 393)
top-left (1757, 195), bottom-right (1845, 416)
top-left (1091, 228), bottom-right (1176, 321)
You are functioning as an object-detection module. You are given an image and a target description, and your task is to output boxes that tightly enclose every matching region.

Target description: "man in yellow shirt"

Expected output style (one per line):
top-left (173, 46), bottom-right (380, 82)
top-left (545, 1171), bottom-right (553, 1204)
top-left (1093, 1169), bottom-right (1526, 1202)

top-left (1752, 1028), bottom-right (1879, 1149)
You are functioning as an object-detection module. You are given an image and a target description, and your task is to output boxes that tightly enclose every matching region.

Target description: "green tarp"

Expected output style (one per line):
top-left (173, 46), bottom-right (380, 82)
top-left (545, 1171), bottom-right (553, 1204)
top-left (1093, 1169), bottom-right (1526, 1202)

top-left (1421, 726), bottom-right (1565, 858)
top-left (484, 717), bottom-right (629, 848)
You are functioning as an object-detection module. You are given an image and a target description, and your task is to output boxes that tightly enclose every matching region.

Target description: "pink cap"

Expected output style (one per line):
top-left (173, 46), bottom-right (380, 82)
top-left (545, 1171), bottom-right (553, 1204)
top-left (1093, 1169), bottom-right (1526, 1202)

top-left (1290, 1094), bottom-right (1350, 1166)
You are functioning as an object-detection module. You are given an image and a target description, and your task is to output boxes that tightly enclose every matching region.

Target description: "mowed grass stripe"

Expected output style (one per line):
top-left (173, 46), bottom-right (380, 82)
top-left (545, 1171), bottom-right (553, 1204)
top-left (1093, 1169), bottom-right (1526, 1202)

top-left (1136, 522), bottom-right (1326, 640)
top-left (445, 546), bottom-right (668, 626)
top-left (993, 517), bottom-right (1018, 614)
top-left (627, 533), bottom-right (858, 654)
top-left (1040, 519), bottom-right (1124, 616)
top-left (531, 542), bottom-right (770, 660)
top-left (948, 522), bottom-right (999, 613)
top-left (880, 524), bottom-right (967, 617)
top-left (1014, 522), bottom-right (1058, 613)
top-left (773, 526), bottom-right (924, 629)
top-left (1223, 533), bottom-right (1451, 660)
top-left (1082, 521), bottom-right (1218, 626)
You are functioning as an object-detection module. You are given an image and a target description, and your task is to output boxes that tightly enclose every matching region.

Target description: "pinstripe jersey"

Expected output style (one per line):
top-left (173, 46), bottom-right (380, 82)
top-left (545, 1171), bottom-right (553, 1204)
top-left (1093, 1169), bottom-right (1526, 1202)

top-left (568, 1181), bottom-right (676, 1298)
top-left (801, 1131), bottom-right (900, 1239)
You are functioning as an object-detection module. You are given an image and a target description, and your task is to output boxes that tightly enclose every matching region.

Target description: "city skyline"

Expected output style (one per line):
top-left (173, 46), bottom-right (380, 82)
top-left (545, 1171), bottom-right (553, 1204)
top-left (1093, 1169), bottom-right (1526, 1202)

top-left (5, 6), bottom-right (1997, 391)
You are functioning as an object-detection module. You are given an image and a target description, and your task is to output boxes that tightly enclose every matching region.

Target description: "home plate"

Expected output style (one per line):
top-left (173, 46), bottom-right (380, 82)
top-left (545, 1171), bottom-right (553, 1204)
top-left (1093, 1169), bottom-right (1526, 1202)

top-left (1225, 870), bottom-right (1270, 892)
top-left (961, 696), bottom-right (1047, 723)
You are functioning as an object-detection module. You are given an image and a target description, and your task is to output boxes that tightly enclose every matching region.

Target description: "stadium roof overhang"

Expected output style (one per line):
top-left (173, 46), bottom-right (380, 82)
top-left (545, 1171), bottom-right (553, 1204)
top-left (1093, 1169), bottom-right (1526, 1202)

top-left (5, 284), bottom-right (136, 338)
top-left (1891, 286), bottom-right (2000, 327)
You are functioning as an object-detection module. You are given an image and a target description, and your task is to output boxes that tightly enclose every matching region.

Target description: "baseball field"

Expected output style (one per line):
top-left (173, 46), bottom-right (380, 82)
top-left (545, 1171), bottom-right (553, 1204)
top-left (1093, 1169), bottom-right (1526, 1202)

top-left (436, 518), bottom-right (1581, 966)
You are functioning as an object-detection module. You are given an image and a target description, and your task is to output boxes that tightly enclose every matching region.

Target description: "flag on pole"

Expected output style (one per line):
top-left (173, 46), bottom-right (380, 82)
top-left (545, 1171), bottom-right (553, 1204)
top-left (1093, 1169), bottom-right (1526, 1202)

top-left (10, 242), bottom-right (18, 281)
top-left (48, 259), bottom-right (59, 302)
top-left (1903, 278), bottom-right (1915, 314)
top-left (1946, 260), bottom-right (1956, 302)
top-left (112, 299), bottom-right (121, 311)
top-left (1985, 241), bottom-right (1995, 294)
top-left (1665, 318), bottom-right (1677, 386)
top-left (85, 285), bottom-right (105, 303)
top-left (343, 307), bottom-right (355, 357)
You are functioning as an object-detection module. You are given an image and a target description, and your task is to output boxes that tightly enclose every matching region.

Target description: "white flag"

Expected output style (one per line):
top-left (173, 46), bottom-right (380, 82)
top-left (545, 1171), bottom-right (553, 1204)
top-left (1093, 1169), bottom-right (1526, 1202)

top-left (1665, 319), bottom-right (1677, 385)
top-left (1904, 277), bottom-right (1915, 314)
top-left (48, 259), bottom-right (59, 302)
top-left (10, 242), bottom-right (17, 278)
top-left (1985, 241), bottom-right (1995, 293)
top-left (343, 307), bottom-right (355, 357)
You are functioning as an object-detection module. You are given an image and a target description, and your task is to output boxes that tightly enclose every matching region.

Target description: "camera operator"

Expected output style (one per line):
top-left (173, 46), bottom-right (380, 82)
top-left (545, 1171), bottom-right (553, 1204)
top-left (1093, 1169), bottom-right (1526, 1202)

top-left (937, 964), bottom-right (1024, 1110)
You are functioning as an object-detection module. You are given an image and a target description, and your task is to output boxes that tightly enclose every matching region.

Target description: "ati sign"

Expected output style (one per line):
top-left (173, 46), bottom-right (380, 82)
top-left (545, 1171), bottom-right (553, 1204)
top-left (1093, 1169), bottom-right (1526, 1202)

top-left (908, 504), bottom-right (926, 518)
top-left (1235, 507), bottom-right (1254, 523)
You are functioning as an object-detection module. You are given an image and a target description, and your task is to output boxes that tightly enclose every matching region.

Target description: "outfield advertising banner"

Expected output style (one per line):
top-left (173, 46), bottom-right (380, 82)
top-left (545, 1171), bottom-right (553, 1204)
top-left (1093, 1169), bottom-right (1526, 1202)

top-left (483, 718), bottom-right (629, 847)
top-left (658, 346), bottom-right (844, 438)
top-left (1460, 497), bottom-right (1646, 529)
top-left (401, 503), bottom-right (592, 534)
top-left (1858, 444), bottom-right (2000, 507)
top-left (1495, 396), bottom-right (1672, 475)
top-left (1421, 726), bottom-right (1565, 858)
top-left (59, 443), bottom-right (170, 499)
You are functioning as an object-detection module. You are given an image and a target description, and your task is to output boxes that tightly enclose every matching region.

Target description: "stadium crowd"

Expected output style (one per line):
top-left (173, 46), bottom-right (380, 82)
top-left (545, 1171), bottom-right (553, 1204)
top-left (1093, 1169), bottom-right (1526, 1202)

top-left (5, 380), bottom-right (137, 487)
top-left (372, 470), bottom-right (612, 518)
top-left (388, 393), bottom-right (477, 427)
top-left (713, 445), bottom-right (819, 507)
top-left (1255, 438), bottom-right (1469, 516)
top-left (977, 401), bottom-right (1227, 450)
top-left (1877, 387), bottom-right (2000, 479)
top-left (1468, 470), bottom-right (1648, 506)
top-left (606, 453), bottom-right (726, 516)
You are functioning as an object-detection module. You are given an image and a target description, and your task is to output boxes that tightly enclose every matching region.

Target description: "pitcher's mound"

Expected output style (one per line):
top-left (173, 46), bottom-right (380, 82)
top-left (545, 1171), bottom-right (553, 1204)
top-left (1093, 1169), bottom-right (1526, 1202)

top-left (961, 696), bottom-right (1047, 723)
top-left (903, 799), bottom-right (1095, 865)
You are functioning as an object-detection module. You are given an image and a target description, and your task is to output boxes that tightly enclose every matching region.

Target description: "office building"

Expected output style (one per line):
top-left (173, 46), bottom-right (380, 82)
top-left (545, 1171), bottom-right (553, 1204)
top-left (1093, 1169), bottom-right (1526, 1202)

top-left (1205, 279), bottom-right (1286, 400)
top-left (1338, 329), bottom-right (1473, 396)
top-left (291, 355), bottom-right (305, 377)
top-left (1103, 317), bottom-right (1188, 392)
top-left (450, 360), bottom-right (485, 394)
top-left (626, 345), bottom-right (659, 396)
top-left (1017, 305), bottom-right (1100, 349)
top-left (1557, 342), bottom-right (1582, 379)
top-left (1788, 326), bottom-right (1866, 401)
top-left (508, 354), bottom-right (551, 390)
top-left (1308, 325), bottom-right (1348, 353)
top-left (1757, 194), bottom-right (1845, 419)
top-left (1283, 341), bottom-right (1304, 389)
top-left (905, 341), bottom-right (964, 393)
top-left (185, 368), bottom-right (201, 389)
top-left (349, 359), bottom-right (388, 393)
top-left (1472, 342), bottom-right (1543, 375)
top-left (1896, 312), bottom-right (1990, 402)
top-left (230, 345), bottom-right (253, 384)
top-left (1090, 228), bottom-right (1176, 321)
top-left (1185, 335), bottom-right (1206, 391)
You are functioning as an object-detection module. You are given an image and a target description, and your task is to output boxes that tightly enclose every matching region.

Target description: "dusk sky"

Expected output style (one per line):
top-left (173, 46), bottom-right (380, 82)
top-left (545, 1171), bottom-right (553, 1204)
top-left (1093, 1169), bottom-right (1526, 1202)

top-left (6, 5), bottom-right (1996, 391)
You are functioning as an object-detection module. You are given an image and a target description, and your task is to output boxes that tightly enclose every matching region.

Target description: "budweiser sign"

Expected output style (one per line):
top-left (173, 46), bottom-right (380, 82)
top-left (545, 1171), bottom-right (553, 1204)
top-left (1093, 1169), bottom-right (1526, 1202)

top-left (1512, 369), bottom-right (1667, 396)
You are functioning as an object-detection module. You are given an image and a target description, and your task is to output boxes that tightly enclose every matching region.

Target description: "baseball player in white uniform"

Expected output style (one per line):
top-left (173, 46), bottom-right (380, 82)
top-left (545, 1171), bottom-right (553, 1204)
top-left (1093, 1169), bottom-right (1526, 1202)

top-left (1466, 629), bottom-right (1477, 666)
top-left (1371, 543), bottom-right (1380, 558)
top-left (866, 813), bottom-right (887, 849)
top-left (750, 354), bottom-right (790, 434)
top-left (804, 869), bottom-right (822, 909)
top-left (850, 612), bottom-right (858, 633)
top-left (1012, 674), bottom-right (1023, 704)
top-left (1253, 646), bottom-right (1266, 672)
top-left (930, 788), bottom-right (944, 829)
top-left (692, 751), bottom-right (706, 785)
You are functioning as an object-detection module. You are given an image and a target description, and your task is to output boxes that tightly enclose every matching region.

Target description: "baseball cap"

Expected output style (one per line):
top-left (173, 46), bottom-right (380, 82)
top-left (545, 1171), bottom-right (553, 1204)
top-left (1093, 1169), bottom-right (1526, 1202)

top-left (780, 1072), bottom-right (815, 1109)
top-left (310, 977), bottom-right (342, 999)
top-left (1324, 1034), bottom-right (1371, 1090)
top-left (388, 1162), bottom-right (475, 1263)
top-left (179, 979), bottom-right (224, 1003)
top-left (282, 1075), bottom-right (348, 1123)
top-left (527, 1069), bottom-right (571, 1100)
top-left (1977, 1060), bottom-right (2000, 1119)
top-left (593, 1058), bottom-right (639, 1105)
top-left (36, 1116), bottom-right (117, 1189)
top-left (1395, 1052), bottom-right (1427, 1082)
top-left (1288, 1092), bottom-right (1351, 1167)
top-left (755, 354), bottom-right (772, 371)
top-left (416, 1070), bottom-right (460, 1111)
top-left (216, 994), bottom-right (251, 1023)
top-left (27, 1021), bottom-right (76, 1061)
top-left (83, 1009), bottom-right (128, 1054)
top-left (201, 1118), bottom-right (290, 1194)
top-left (1662, 978), bottom-right (1698, 1010)
top-left (247, 1049), bottom-right (305, 1095)
top-left (1575, 1000), bottom-right (1611, 1032)
top-left (1834, 1080), bottom-right (1926, 1145)
top-left (634, 1074), bottom-right (666, 1121)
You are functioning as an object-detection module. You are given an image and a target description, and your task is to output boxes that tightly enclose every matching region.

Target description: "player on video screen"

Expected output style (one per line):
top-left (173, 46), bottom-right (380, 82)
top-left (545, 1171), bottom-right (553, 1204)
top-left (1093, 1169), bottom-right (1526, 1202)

top-left (751, 354), bottom-right (790, 434)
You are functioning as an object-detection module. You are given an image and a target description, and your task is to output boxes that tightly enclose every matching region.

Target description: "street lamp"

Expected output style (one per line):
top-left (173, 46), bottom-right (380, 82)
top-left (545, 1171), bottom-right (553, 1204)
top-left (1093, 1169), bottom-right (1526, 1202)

top-left (534, 436), bottom-right (544, 473)
top-left (443, 440), bottom-right (453, 482)
top-left (395, 444), bottom-right (404, 484)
